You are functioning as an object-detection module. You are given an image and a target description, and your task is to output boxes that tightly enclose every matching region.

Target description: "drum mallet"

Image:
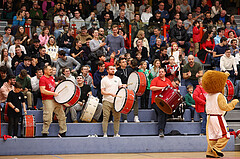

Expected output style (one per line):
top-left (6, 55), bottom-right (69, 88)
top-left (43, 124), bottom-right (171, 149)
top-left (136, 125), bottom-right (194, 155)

top-left (116, 95), bottom-right (122, 98)
top-left (58, 86), bottom-right (68, 94)
top-left (127, 82), bottom-right (133, 86)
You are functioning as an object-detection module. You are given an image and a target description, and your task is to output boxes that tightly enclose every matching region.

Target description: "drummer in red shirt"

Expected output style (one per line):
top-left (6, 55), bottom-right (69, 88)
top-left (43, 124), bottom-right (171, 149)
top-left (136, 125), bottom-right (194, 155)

top-left (150, 68), bottom-right (173, 137)
top-left (39, 65), bottom-right (67, 137)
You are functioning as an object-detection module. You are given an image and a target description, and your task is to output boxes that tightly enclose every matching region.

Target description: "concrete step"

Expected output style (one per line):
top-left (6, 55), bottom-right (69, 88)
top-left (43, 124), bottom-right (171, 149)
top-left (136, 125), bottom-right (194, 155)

top-left (0, 122), bottom-right (202, 137)
top-left (0, 136), bottom-right (235, 156)
top-left (0, 21), bottom-right (7, 26)
top-left (225, 110), bottom-right (240, 121)
top-left (228, 122), bottom-right (240, 131)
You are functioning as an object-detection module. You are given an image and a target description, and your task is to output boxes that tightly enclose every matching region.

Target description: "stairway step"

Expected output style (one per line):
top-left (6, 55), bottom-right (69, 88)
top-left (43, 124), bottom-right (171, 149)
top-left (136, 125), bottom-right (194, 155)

top-left (225, 110), bottom-right (240, 121)
top-left (228, 122), bottom-right (240, 131)
top-left (0, 122), bottom-right (202, 137)
top-left (0, 136), bottom-right (235, 156)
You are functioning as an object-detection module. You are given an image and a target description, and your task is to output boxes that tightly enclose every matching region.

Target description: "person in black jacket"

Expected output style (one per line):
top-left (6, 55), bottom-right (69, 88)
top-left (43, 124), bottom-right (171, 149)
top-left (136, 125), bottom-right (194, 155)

top-left (114, 10), bottom-right (129, 32)
top-left (151, 46), bottom-right (169, 68)
top-left (12, 45), bottom-right (25, 73)
top-left (131, 39), bottom-right (149, 61)
top-left (37, 46), bottom-right (51, 69)
top-left (170, 20), bottom-right (190, 55)
top-left (27, 39), bottom-right (40, 57)
top-left (59, 28), bottom-right (75, 56)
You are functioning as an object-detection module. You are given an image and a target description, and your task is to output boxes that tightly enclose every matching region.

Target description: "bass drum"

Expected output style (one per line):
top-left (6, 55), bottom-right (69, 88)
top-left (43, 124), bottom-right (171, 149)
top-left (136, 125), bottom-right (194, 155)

top-left (80, 95), bottom-right (99, 122)
top-left (54, 80), bottom-right (81, 107)
top-left (114, 87), bottom-right (135, 114)
top-left (21, 115), bottom-right (36, 138)
top-left (127, 72), bottom-right (147, 96)
top-left (224, 79), bottom-right (234, 102)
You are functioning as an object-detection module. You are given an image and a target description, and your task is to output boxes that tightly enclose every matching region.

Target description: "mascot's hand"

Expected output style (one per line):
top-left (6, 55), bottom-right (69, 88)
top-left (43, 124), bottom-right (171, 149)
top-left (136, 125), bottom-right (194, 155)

top-left (232, 99), bottom-right (239, 106)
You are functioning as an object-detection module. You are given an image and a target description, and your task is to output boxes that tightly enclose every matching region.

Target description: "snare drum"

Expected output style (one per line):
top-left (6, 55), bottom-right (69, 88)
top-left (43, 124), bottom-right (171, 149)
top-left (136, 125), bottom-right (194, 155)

top-left (21, 115), bottom-right (36, 138)
top-left (114, 87), bottom-right (135, 114)
top-left (80, 95), bottom-right (99, 122)
top-left (155, 86), bottom-right (183, 115)
top-left (127, 72), bottom-right (147, 96)
top-left (54, 80), bottom-right (81, 107)
top-left (224, 79), bottom-right (234, 101)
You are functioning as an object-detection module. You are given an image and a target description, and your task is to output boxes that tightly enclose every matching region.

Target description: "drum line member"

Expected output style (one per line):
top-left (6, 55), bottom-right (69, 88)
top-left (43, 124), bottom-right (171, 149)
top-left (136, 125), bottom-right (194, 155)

top-left (101, 65), bottom-right (125, 137)
top-left (115, 58), bottom-right (140, 123)
top-left (150, 68), bottom-right (173, 137)
top-left (69, 75), bottom-right (102, 123)
top-left (39, 65), bottom-right (67, 137)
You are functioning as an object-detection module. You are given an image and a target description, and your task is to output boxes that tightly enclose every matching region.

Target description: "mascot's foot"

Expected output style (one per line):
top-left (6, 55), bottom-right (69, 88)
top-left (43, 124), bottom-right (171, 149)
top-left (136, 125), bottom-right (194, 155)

top-left (206, 155), bottom-right (220, 158)
top-left (213, 148), bottom-right (224, 157)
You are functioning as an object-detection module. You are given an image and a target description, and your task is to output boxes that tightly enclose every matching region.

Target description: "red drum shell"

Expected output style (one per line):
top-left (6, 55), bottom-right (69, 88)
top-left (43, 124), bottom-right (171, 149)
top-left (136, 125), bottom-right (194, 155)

top-left (155, 86), bottom-right (183, 115)
top-left (114, 87), bottom-right (135, 114)
top-left (54, 80), bottom-right (81, 108)
top-left (128, 72), bottom-right (147, 96)
top-left (225, 79), bottom-right (234, 101)
top-left (22, 115), bottom-right (36, 138)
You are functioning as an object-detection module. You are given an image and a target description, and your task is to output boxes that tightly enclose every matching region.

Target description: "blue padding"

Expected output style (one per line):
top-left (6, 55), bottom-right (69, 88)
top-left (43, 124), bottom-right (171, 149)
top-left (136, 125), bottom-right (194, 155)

top-left (1, 122), bottom-right (201, 137)
top-left (179, 86), bottom-right (187, 97)
top-left (183, 109), bottom-right (191, 122)
top-left (194, 110), bottom-right (200, 122)
top-left (0, 136), bottom-right (235, 156)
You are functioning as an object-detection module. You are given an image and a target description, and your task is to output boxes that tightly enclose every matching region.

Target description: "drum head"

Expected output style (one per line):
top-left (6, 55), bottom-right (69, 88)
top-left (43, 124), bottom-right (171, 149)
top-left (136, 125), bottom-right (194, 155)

top-left (155, 97), bottom-right (172, 115)
top-left (127, 72), bottom-right (139, 92)
top-left (54, 80), bottom-right (76, 104)
top-left (114, 88), bottom-right (126, 112)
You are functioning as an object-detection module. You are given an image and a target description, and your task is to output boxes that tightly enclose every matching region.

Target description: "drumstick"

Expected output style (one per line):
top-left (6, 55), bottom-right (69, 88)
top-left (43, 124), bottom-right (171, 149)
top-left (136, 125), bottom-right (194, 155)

top-left (116, 95), bottom-right (122, 98)
top-left (127, 82), bottom-right (133, 86)
top-left (58, 86), bottom-right (67, 94)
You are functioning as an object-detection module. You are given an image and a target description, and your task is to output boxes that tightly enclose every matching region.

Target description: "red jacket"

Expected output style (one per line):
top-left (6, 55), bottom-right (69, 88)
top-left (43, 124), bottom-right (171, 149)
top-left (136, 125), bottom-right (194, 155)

top-left (193, 85), bottom-right (207, 113)
top-left (193, 26), bottom-right (201, 43)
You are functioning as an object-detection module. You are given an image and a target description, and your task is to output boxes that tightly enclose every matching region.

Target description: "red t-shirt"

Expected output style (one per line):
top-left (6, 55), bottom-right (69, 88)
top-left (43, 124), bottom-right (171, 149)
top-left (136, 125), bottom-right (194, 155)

top-left (150, 76), bottom-right (173, 104)
top-left (39, 75), bottom-right (56, 100)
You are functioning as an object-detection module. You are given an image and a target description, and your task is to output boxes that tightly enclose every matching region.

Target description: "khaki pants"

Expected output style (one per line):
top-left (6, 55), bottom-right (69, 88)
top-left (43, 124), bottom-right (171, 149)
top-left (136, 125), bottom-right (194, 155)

top-left (102, 100), bottom-right (121, 135)
top-left (22, 91), bottom-right (33, 109)
top-left (194, 42), bottom-right (199, 56)
top-left (206, 137), bottom-right (229, 157)
top-left (41, 99), bottom-right (67, 134)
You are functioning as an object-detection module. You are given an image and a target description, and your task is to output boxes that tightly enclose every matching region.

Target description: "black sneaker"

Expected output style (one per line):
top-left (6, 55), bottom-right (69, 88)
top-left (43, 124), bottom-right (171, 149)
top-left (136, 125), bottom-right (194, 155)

top-left (213, 148), bottom-right (224, 157)
top-left (159, 129), bottom-right (164, 137)
top-left (58, 132), bottom-right (66, 138)
top-left (42, 133), bottom-right (48, 137)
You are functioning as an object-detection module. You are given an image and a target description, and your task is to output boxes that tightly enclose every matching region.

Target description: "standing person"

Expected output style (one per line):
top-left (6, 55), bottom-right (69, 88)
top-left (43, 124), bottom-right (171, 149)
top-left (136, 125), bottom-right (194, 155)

top-left (213, 37), bottom-right (228, 71)
top-left (31, 68), bottom-right (43, 109)
top-left (101, 65), bottom-right (124, 137)
top-left (165, 56), bottom-right (179, 82)
top-left (7, 82), bottom-right (27, 138)
top-left (192, 21), bottom-right (201, 55)
top-left (0, 75), bottom-right (16, 108)
top-left (150, 68), bottom-right (173, 137)
top-left (193, 77), bottom-right (207, 136)
top-left (39, 65), bottom-right (67, 137)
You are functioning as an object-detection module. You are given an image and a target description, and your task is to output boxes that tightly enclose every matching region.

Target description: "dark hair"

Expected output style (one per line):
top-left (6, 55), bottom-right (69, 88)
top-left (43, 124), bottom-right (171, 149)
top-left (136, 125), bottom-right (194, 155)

top-left (14, 82), bottom-right (22, 89)
top-left (231, 39), bottom-right (237, 44)
top-left (56, 76), bottom-right (66, 82)
top-left (193, 20), bottom-right (199, 26)
top-left (217, 28), bottom-right (224, 33)
top-left (160, 46), bottom-right (167, 52)
top-left (228, 31), bottom-right (235, 36)
top-left (39, 46), bottom-right (46, 50)
top-left (225, 48), bottom-right (231, 52)
top-left (4, 26), bottom-right (11, 31)
top-left (43, 65), bottom-right (51, 71)
top-left (201, 30), bottom-right (214, 44)
top-left (98, 53), bottom-right (105, 59)
top-left (58, 50), bottom-right (66, 56)
top-left (15, 36), bottom-right (22, 41)
top-left (131, 58), bottom-right (138, 67)
top-left (220, 37), bottom-right (227, 43)
top-left (98, 61), bottom-right (105, 67)
top-left (86, 38), bottom-right (92, 41)
top-left (62, 67), bottom-right (70, 73)
top-left (15, 45), bottom-right (21, 49)
top-left (20, 69), bottom-right (28, 78)
top-left (1, 48), bottom-right (8, 62)
top-left (81, 26), bottom-right (87, 30)
top-left (24, 56), bottom-right (32, 61)
top-left (35, 67), bottom-right (42, 73)
top-left (33, 38), bottom-right (40, 43)
top-left (7, 75), bottom-right (15, 82)
top-left (119, 58), bottom-right (126, 63)
top-left (173, 77), bottom-right (180, 83)
top-left (0, 66), bottom-right (8, 73)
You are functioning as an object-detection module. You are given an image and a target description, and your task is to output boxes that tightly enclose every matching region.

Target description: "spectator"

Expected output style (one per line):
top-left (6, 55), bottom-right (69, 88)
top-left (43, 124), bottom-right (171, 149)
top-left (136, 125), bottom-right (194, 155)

top-left (9, 37), bottom-right (27, 58)
top-left (59, 28), bottom-right (75, 56)
top-left (98, 52), bottom-right (115, 69)
top-left (0, 35), bottom-right (8, 53)
top-left (180, 0), bottom-right (191, 19)
top-left (220, 48), bottom-right (238, 82)
top-left (170, 20), bottom-right (190, 55)
top-left (16, 69), bottom-right (33, 109)
top-left (0, 66), bottom-right (8, 87)
top-left (6, 82), bottom-right (27, 138)
top-left (150, 38), bottom-right (162, 59)
top-left (169, 42), bottom-right (180, 66)
top-left (211, 0), bottom-right (222, 18)
top-left (131, 39), bottom-right (148, 61)
top-left (171, 5), bottom-right (185, 21)
top-left (125, 0), bottom-right (135, 21)
top-left (155, 2), bottom-right (169, 21)
top-left (37, 46), bottom-right (51, 69)
top-left (31, 68), bottom-right (43, 109)
top-left (45, 36), bottom-right (59, 64)
top-left (38, 27), bottom-right (50, 46)
top-left (183, 13), bottom-right (194, 40)
top-left (230, 39), bottom-right (239, 57)
top-left (192, 7), bottom-right (204, 22)
top-left (12, 10), bottom-right (25, 27)
top-left (80, 65), bottom-right (93, 86)
top-left (0, 48), bottom-right (12, 72)
top-left (2, 0), bottom-right (15, 20)
top-left (165, 0), bottom-right (174, 18)
top-left (70, 10), bottom-right (85, 30)
top-left (229, 15), bottom-right (240, 37)
top-left (110, 0), bottom-right (119, 19)
top-left (213, 10), bottom-right (229, 24)
top-left (149, 11), bottom-right (162, 30)
top-left (62, 67), bottom-right (76, 83)
top-left (15, 26), bottom-right (29, 47)
top-left (70, 39), bottom-right (84, 64)
top-left (203, 12), bottom-right (213, 28)
top-left (15, 56), bottom-right (32, 76)
top-left (150, 28), bottom-right (166, 48)
top-left (85, 12), bottom-right (100, 30)
top-left (11, 45), bottom-right (25, 72)
top-left (76, 26), bottom-right (93, 46)
top-left (27, 39), bottom-right (40, 58)
top-left (97, 0), bottom-right (106, 15)
top-left (139, 0), bottom-right (151, 15)
top-left (56, 50), bottom-right (81, 77)
top-left (193, 21), bottom-right (201, 55)
top-left (29, 2), bottom-right (43, 20)
top-left (0, 75), bottom-right (15, 108)
top-left (77, 2), bottom-right (89, 20)
top-left (182, 55), bottom-right (203, 89)
top-left (3, 26), bottom-right (14, 48)
top-left (170, 13), bottom-right (180, 30)
top-left (101, 3), bottom-right (114, 21)
top-left (165, 56), bottom-right (179, 81)
top-left (214, 28), bottom-right (225, 45)
top-left (54, 8), bottom-right (70, 40)
top-left (150, 59), bottom-right (161, 78)
top-left (82, 38), bottom-right (92, 65)
top-left (184, 85), bottom-right (195, 119)
top-left (154, 46), bottom-right (169, 68)
top-left (133, 30), bottom-right (150, 53)
top-left (42, 0), bottom-right (54, 16)
top-left (46, 2), bottom-right (61, 21)
top-left (200, 0), bottom-right (209, 14)
top-left (227, 31), bottom-right (239, 46)
top-left (141, 5), bottom-right (153, 25)
top-left (213, 37), bottom-right (228, 71)
top-left (197, 30), bottom-right (215, 64)
top-left (224, 21), bottom-right (237, 38)
top-left (193, 77), bottom-right (207, 136)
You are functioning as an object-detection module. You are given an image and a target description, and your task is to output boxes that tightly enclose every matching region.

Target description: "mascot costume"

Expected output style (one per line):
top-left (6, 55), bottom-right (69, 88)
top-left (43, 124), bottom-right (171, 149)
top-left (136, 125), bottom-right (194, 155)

top-left (202, 70), bottom-right (239, 158)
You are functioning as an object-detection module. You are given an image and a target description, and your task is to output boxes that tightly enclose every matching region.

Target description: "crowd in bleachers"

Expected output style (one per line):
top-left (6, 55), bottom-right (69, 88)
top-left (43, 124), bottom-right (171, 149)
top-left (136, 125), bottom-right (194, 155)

top-left (0, 0), bottom-right (240, 126)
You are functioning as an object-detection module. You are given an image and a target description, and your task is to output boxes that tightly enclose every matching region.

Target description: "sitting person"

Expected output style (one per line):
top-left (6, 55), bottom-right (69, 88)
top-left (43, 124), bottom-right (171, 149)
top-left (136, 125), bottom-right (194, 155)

top-left (184, 85), bottom-right (195, 119)
top-left (69, 75), bottom-right (102, 123)
top-left (165, 56), bottom-right (179, 81)
top-left (31, 68), bottom-right (43, 109)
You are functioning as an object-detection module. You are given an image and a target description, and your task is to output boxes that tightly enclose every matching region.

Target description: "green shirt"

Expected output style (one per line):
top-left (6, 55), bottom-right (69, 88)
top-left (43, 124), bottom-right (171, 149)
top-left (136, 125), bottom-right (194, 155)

top-left (182, 62), bottom-right (202, 80)
top-left (16, 76), bottom-right (32, 90)
top-left (184, 92), bottom-right (195, 107)
top-left (138, 68), bottom-right (153, 90)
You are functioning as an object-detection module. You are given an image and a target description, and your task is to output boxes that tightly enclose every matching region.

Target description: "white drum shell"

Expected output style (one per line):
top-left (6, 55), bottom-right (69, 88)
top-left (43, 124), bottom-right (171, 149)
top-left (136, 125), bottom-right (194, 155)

top-left (54, 80), bottom-right (75, 104)
top-left (114, 88), bottom-right (126, 112)
top-left (80, 95), bottom-right (99, 122)
top-left (127, 72), bottom-right (139, 92)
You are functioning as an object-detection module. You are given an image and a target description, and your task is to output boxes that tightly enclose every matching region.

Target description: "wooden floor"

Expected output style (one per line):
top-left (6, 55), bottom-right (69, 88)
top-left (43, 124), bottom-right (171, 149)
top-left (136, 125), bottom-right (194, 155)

top-left (1, 152), bottom-right (240, 159)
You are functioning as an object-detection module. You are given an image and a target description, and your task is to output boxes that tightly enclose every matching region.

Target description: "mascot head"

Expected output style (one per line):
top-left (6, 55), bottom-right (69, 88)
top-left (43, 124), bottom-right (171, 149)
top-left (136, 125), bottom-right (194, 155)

top-left (202, 70), bottom-right (229, 94)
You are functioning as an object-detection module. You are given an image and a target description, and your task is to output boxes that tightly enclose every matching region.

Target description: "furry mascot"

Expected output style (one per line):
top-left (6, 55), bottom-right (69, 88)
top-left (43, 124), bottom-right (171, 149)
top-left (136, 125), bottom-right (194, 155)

top-left (202, 70), bottom-right (239, 158)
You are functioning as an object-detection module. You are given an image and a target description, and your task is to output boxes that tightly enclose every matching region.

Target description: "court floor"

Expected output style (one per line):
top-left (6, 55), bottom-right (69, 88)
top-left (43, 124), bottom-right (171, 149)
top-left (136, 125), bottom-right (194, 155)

top-left (1, 152), bottom-right (240, 159)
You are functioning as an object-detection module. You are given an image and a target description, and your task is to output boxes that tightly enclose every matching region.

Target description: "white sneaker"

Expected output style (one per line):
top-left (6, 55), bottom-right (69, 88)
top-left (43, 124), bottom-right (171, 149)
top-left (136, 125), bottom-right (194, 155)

top-left (103, 133), bottom-right (108, 137)
top-left (123, 120), bottom-right (128, 123)
top-left (13, 136), bottom-right (17, 139)
top-left (134, 116), bottom-right (140, 123)
top-left (114, 134), bottom-right (120, 137)
top-left (109, 120), bottom-right (113, 123)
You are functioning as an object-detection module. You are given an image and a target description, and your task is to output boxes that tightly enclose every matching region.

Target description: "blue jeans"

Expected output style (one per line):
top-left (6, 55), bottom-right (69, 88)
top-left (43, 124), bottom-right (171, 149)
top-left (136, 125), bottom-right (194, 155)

top-left (152, 103), bottom-right (167, 132)
top-left (187, 106), bottom-right (195, 118)
top-left (199, 112), bottom-right (206, 134)
top-left (205, 53), bottom-right (212, 65)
